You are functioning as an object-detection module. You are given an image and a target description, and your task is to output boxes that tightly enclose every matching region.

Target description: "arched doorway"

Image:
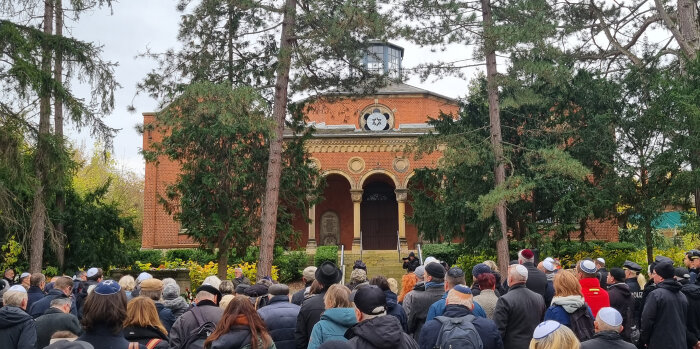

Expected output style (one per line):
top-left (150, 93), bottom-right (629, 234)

top-left (361, 175), bottom-right (398, 250)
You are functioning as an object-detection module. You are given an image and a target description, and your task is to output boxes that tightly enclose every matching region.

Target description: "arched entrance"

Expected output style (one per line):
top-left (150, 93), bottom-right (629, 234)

top-left (361, 175), bottom-right (398, 250)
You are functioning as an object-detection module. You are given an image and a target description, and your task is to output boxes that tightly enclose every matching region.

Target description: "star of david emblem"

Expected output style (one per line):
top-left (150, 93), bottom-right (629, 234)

top-left (371, 116), bottom-right (383, 126)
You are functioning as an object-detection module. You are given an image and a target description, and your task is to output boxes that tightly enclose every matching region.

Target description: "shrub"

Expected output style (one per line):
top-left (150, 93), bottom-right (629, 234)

top-left (129, 249), bottom-right (164, 266)
top-left (165, 249), bottom-right (216, 265)
top-left (274, 250), bottom-right (309, 283)
top-left (456, 253), bottom-right (497, 281)
top-left (314, 245), bottom-right (338, 266)
top-left (180, 260), bottom-right (279, 290)
top-left (421, 243), bottom-right (461, 266)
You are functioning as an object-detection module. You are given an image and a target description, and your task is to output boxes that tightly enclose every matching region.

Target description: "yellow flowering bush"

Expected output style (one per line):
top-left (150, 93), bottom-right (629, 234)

top-left (137, 259), bottom-right (280, 290)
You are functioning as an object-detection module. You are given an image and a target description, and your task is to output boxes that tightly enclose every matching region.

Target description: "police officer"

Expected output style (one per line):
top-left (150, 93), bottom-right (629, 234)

top-left (685, 250), bottom-right (700, 285)
top-left (623, 260), bottom-right (643, 345)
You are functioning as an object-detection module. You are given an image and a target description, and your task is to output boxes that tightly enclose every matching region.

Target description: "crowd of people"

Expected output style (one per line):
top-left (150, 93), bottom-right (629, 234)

top-left (0, 247), bottom-right (698, 349)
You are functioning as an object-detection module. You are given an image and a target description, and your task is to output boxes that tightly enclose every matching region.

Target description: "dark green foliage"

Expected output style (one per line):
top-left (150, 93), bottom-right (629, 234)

top-left (165, 249), bottom-right (217, 265)
top-left (275, 250), bottom-right (309, 283)
top-left (128, 249), bottom-right (164, 266)
top-left (421, 244), bottom-right (462, 267)
top-left (314, 246), bottom-right (338, 267)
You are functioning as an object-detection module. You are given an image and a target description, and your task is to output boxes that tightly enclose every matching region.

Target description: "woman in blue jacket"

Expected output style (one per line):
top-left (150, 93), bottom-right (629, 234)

top-left (544, 270), bottom-right (594, 341)
top-left (308, 284), bottom-right (357, 349)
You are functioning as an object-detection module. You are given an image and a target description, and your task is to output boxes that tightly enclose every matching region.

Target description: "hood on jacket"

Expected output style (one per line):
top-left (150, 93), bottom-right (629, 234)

top-left (162, 296), bottom-right (189, 310)
top-left (0, 305), bottom-right (32, 329)
top-left (384, 290), bottom-right (398, 303)
top-left (681, 283), bottom-right (700, 299)
top-left (321, 307), bottom-right (357, 327)
top-left (551, 295), bottom-right (586, 313)
top-left (608, 283), bottom-right (631, 297)
top-left (345, 315), bottom-right (404, 348)
top-left (657, 279), bottom-right (683, 293)
top-left (412, 281), bottom-right (425, 291)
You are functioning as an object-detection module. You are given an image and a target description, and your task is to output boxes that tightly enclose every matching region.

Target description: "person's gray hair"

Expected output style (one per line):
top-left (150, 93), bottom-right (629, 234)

top-left (3, 290), bottom-right (27, 307)
top-left (50, 297), bottom-right (72, 308)
top-left (509, 264), bottom-right (528, 283)
top-left (162, 278), bottom-right (178, 287)
top-left (195, 290), bottom-right (215, 302)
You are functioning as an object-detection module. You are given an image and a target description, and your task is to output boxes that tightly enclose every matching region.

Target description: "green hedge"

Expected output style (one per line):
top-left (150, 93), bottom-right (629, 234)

top-left (128, 249), bottom-right (164, 266)
top-left (314, 245), bottom-right (338, 266)
top-left (275, 251), bottom-right (309, 283)
top-left (421, 243), bottom-right (461, 266)
top-left (165, 249), bottom-right (216, 264)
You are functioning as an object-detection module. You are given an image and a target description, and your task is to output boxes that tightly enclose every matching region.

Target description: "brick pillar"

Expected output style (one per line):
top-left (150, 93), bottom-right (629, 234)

top-left (395, 189), bottom-right (409, 253)
top-left (306, 204), bottom-right (317, 253)
top-left (351, 189), bottom-right (363, 253)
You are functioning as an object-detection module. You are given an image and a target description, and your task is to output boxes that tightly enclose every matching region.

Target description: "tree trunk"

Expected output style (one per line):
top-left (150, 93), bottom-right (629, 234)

top-left (481, 0), bottom-right (509, 275)
top-left (54, 0), bottom-right (65, 269)
top-left (30, 0), bottom-right (55, 273)
top-left (218, 245), bottom-right (229, 279)
top-left (258, 0), bottom-right (296, 279)
top-left (644, 223), bottom-right (653, 264)
top-left (677, 0), bottom-right (700, 60)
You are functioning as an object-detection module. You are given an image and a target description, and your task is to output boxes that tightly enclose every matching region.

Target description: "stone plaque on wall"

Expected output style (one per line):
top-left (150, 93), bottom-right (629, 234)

top-left (320, 211), bottom-right (340, 246)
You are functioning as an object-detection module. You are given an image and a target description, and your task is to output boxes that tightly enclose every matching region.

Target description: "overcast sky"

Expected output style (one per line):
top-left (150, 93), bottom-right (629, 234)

top-left (66, 1), bottom-right (476, 176)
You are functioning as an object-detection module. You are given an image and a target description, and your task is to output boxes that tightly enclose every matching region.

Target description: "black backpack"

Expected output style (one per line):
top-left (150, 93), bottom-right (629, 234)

top-left (433, 314), bottom-right (484, 349)
top-left (179, 306), bottom-right (217, 349)
top-left (569, 306), bottom-right (595, 342)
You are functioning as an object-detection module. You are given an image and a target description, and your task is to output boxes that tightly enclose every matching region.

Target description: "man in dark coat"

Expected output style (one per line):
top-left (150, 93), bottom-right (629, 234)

top-left (518, 249), bottom-right (547, 299)
top-left (292, 266), bottom-right (316, 306)
top-left (684, 250), bottom-right (700, 285)
top-left (370, 275), bottom-right (407, 332)
top-left (75, 268), bottom-right (102, 318)
top-left (622, 260), bottom-right (643, 338)
top-left (26, 273), bottom-right (45, 311)
top-left (295, 261), bottom-right (342, 349)
top-left (232, 267), bottom-right (251, 289)
top-left (606, 268), bottom-right (634, 341)
top-left (29, 276), bottom-right (77, 318)
top-left (406, 262), bottom-right (446, 340)
top-left (35, 297), bottom-right (82, 349)
top-left (640, 261), bottom-right (688, 349)
top-left (581, 307), bottom-right (636, 349)
top-left (168, 285), bottom-right (223, 349)
top-left (681, 277), bottom-right (700, 349)
top-left (344, 286), bottom-right (418, 349)
top-left (139, 278), bottom-right (176, 332)
top-left (493, 264), bottom-right (545, 349)
top-left (595, 258), bottom-right (609, 290)
top-left (258, 284), bottom-right (300, 349)
top-left (0, 285), bottom-right (36, 349)
top-left (402, 252), bottom-right (420, 272)
top-left (418, 286), bottom-right (503, 349)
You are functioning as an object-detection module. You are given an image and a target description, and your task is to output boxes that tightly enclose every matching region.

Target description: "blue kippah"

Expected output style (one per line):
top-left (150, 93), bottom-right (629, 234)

top-left (472, 263), bottom-right (491, 277)
top-left (453, 284), bottom-right (472, 295)
top-left (94, 280), bottom-right (121, 295)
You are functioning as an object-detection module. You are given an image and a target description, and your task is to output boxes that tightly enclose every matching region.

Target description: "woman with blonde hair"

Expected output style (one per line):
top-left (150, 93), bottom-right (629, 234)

top-left (544, 270), bottom-right (594, 341)
top-left (118, 275), bottom-right (136, 300)
top-left (308, 284), bottom-right (356, 349)
top-left (204, 296), bottom-right (275, 349)
top-left (530, 320), bottom-right (580, 349)
top-left (124, 297), bottom-right (169, 348)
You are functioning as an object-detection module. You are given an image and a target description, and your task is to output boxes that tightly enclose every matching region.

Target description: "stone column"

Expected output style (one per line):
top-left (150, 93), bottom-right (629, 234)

top-left (350, 189), bottom-right (363, 253)
top-left (305, 204), bottom-right (317, 253)
top-left (395, 189), bottom-right (409, 252)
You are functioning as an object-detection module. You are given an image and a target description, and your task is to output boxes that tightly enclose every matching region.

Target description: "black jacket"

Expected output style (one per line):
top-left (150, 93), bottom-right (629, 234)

top-left (681, 282), bottom-right (700, 349)
top-left (291, 282), bottom-right (312, 306)
top-left (640, 279), bottom-right (688, 349)
top-left (522, 262), bottom-right (548, 299)
top-left (493, 283), bottom-right (545, 349)
top-left (209, 327), bottom-right (275, 349)
top-left (295, 289), bottom-right (327, 349)
top-left (596, 268), bottom-right (609, 290)
top-left (418, 304), bottom-right (503, 349)
top-left (384, 290), bottom-right (408, 333)
top-left (28, 289), bottom-right (77, 318)
top-left (257, 295), bottom-right (300, 349)
top-left (344, 315), bottom-right (418, 349)
top-left (79, 324), bottom-right (146, 349)
top-left (403, 258), bottom-right (420, 271)
top-left (35, 307), bottom-right (82, 349)
top-left (0, 305), bottom-right (36, 349)
top-left (607, 283), bottom-right (634, 341)
top-left (154, 302), bottom-right (176, 333)
top-left (124, 325), bottom-right (169, 349)
top-left (624, 277), bottom-right (642, 327)
top-left (580, 331), bottom-right (636, 349)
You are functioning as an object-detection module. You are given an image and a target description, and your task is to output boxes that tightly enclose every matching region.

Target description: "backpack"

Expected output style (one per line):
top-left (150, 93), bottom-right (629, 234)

top-left (569, 306), bottom-right (595, 341)
top-left (433, 314), bottom-right (483, 349)
top-left (179, 306), bottom-right (217, 349)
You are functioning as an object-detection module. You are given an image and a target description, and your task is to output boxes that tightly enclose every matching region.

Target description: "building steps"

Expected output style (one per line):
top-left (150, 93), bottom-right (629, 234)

top-left (339, 250), bottom-right (414, 284)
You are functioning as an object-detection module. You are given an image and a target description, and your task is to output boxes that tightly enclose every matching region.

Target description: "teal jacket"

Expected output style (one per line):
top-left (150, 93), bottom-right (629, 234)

top-left (308, 308), bottom-right (357, 349)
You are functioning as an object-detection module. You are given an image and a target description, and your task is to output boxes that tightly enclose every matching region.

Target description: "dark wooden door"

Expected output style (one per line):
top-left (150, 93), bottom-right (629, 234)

top-left (361, 182), bottom-right (398, 250)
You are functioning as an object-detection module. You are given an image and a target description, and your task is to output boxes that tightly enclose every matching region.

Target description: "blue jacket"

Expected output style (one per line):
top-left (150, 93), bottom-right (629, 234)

top-left (308, 308), bottom-right (357, 349)
top-left (385, 290), bottom-right (408, 332)
top-left (419, 304), bottom-right (503, 349)
top-left (426, 292), bottom-right (487, 322)
top-left (257, 295), bottom-right (300, 349)
top-left (28, 289), bottom-right (78, 318)
top-left (154, 302), bottom-right (175, 333)
top-left (26, 286), bottom-right (44, 310)
top-left (544, 304), bottom-right (593, 327)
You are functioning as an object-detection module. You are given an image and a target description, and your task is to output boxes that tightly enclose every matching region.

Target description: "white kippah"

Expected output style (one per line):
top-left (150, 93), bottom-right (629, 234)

top-left (580, 260), bottom-right (597, 274)
top-left (86, 268), bottom-right (99, 278)
top-left (544, 257), bottom-right (555, 264)
top-left (596, 257), bottom-right (605, 264)
top-left (533, 320), bottom-right (561, 339)
top-left (137, 272), bottom-right (152, 282)
top-left (514, 264), bottom-right (528, 278)
top-left (8, 285), bottom-right (26, 293)
top-left (597, 307), bottom-right (623, 327)
top-left (423, 256), bottom-right (439, 266)
top-left (19, 272), bottom-right (30, 279)
top-left (543, 260), bottom-right (555, 272)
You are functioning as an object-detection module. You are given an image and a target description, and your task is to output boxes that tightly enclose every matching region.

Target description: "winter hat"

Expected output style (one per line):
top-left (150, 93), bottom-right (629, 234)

top-left (302, 266), bottom-right (317, 281)
top-left (235, 284), bottom-right (250, 295)
top-left (543, 260), bottom-right (556, 272)
top-left (579, 260), bottom-right (597, 274)
top-left (425, 262), bottom-right (446, 279)
top-left (268, 284), bottom-right (289, 296)
top-left (140, 278), bottom-right (163, 292)
top-left (414, 265), bottom-right (425, 279)
top-left (609, 268), bottom-right (625, 282)
top-left (353, 285), bottom-right (386, 315)
top-left (94, 280), bottom-right (121, 295)
top-left (315, 261), bottom-right (342, 286)
top-left (597, 307), bottom-right (623, 327)
top-left (471, 263), bottom-right (491, 278)
top-left (136, 272), bottom-right (152, 283)
top-left (654, 261), bottom-right (675, 279)
top-left (533, 320), bottom-right (562, 339)
top-left (519, 249), bottom-right (534, 260)
top-left (162, 283), bottom-right (180, 300)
